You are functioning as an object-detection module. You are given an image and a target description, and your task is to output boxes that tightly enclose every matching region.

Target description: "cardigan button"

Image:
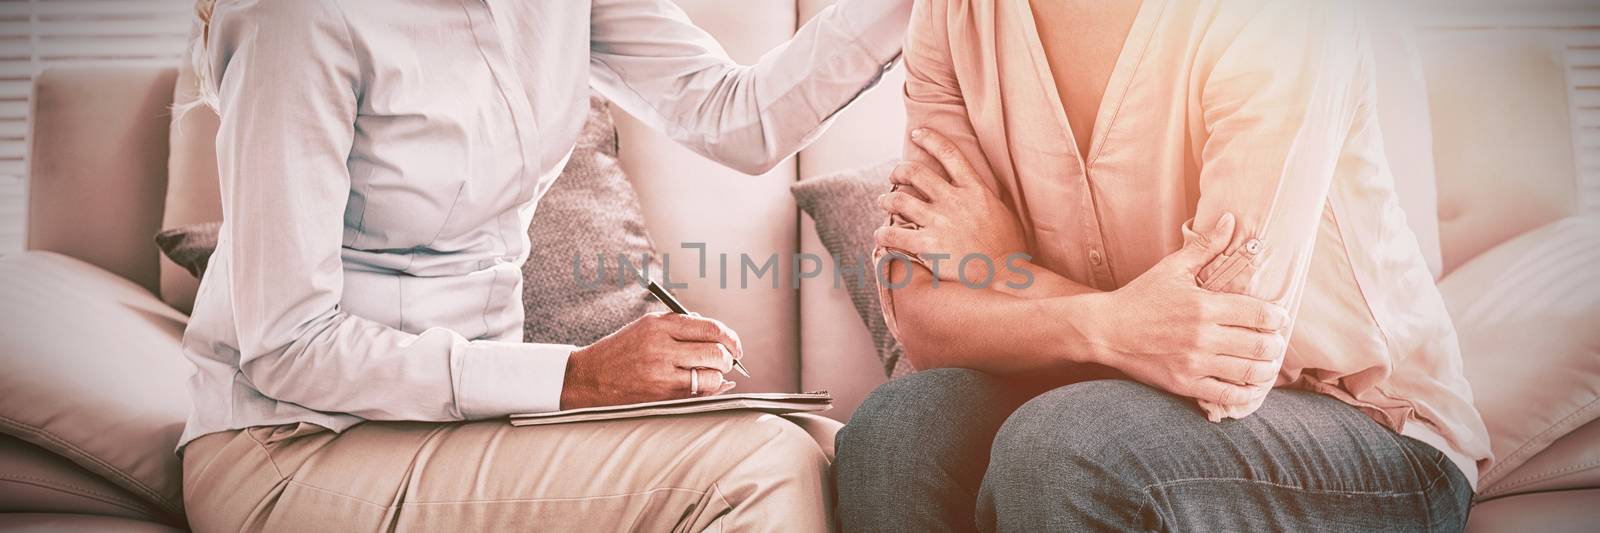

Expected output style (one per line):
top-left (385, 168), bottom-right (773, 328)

top-left (1244, 238), bottom-right (1263, 255)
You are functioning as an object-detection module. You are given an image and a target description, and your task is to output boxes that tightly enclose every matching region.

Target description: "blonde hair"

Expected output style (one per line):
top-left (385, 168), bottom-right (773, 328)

top-left (175, 0), bottom-right (218, 117)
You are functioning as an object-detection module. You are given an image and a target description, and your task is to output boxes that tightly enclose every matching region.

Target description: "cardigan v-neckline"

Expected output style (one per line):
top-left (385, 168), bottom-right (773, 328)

top-left (1014, 0), bottom-right (1164, 173)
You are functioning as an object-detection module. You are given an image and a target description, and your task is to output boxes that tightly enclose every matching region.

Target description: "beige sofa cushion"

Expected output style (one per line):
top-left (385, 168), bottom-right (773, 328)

top-left (618, 0), bottom-right (804, 393)
top-left (1438, 217), bottom-right (1600, 491)
top-left (0, 434), bottom-right (173, 525)
top-left (1418, 30), bottom-right (1579, 274)
top-left (1464, 488), bottom-right (1600, 532)
top-left (0, 252), bottom-right (193, 518)
top-left (1478, 416), bottom-right (1600, 500)
top-left (27, 68), bottom-right (176, 294)
top-left (0, 514), bottom-right (186, 533)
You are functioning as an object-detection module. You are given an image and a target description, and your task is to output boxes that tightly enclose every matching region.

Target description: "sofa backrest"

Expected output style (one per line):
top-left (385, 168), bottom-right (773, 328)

top-left (1417, 29), bottom-right (1581, 274)
top-left (27, 68), bottom-right (177, 295)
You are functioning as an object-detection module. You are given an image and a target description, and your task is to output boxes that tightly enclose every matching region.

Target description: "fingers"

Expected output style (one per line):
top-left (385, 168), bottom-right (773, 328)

top-left (909, 128), bottom-right (981, 188)
top-left (685, 367), bottom-right (726, 396)
top-left (1186, 376), bottom-right (1265, 407)
top-left (877, 191), bottom-right (938, 227)
top-left (656, 313), bottom-right (743, 360)
top-left (1202, 353), bottom-right (1280, 386)
top-left (1204, 293), bottom-right (1291, 332)
top-left (889, 162), bottom-right (955, 201)
top-left (1197, 212), bottom-right (1236, 255)
top-left (1201, 323), bottom-right (1286, 362)
top-left (674, 341), bottom-right (734, 373)
top-left (874, 225), bottom-right (925, 254)
top-left (1170, 213), bottom-right (1235, 273)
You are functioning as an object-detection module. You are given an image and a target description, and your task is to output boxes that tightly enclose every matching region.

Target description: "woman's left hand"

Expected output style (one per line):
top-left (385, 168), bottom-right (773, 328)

top-left (875, 128), bottom-right (1028, 283)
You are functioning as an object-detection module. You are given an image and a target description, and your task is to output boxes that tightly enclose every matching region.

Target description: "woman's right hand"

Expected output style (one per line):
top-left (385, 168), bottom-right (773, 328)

top-left (559, 312), bottom-right (743, 409)
top-left (1075, 213), bottom-right (1291, 410)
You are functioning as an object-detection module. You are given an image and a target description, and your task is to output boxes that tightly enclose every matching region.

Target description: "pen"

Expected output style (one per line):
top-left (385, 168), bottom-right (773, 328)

top-left (645, 280), bottom-right (752, 378)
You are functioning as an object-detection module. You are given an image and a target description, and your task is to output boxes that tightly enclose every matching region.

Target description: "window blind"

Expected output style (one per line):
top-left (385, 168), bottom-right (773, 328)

top-left (0, 0), bottom-right (192, 254)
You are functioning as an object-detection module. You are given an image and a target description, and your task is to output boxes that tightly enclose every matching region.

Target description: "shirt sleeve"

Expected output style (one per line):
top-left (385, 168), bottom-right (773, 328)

top-left (588, 0), bottom-right (909, 175)
top-left (209, 0), bottom-right (571, 422)
top-left (874, 0), bottom-right (998, 338)
top-left (1187, 2), bottom-right (1365, 418)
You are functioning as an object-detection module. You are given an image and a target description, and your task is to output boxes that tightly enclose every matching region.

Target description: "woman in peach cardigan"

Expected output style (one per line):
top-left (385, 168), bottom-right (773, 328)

top-left (835, 0), bottom-right (1490, 530)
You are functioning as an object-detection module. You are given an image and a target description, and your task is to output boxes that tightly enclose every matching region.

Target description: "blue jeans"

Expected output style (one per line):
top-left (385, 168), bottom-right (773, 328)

top-left (835, 369), bottom-right (1473, 532)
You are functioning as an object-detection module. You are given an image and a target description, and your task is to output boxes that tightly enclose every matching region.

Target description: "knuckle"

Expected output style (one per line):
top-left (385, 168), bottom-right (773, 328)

top-left (1191, 327), bottom-right (1215, 350)
top-left (892, 163), bottom-right (915, 181)
top-left (1213, 388), bottom-right (1233, 405)
top-left (1179, 353), bottom-right (1202, 376)
top-left (889, 191), bottom-right (908, 207)
top-left (1180, 323), bottom-right (1206, 347)
top-left (1184, 294), bottom-right (1209, 319)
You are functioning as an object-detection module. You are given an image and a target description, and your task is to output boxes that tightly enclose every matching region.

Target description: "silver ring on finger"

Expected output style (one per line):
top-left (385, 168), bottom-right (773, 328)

top-left (689, 367), bottom-right (700, 396)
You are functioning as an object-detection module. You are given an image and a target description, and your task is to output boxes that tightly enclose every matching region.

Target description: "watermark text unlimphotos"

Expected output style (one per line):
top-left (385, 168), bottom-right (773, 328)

top-left (571, 242), bottom-right (1035, 290)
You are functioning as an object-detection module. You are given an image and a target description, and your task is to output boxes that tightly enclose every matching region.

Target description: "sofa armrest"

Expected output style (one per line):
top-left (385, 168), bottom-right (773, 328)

top-left (0, 252), bottom-right (192, 521)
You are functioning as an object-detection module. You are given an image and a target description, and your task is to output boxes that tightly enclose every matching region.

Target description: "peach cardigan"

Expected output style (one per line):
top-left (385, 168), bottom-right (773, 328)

top-left (888, 0), bottom-right (1491, 486)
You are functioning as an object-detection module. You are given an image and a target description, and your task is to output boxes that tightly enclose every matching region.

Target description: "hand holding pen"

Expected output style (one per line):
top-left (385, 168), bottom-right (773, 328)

top-left (647, 280), bottom-right (752, 379)
top-left (557, 283), bottom-right (749, 409)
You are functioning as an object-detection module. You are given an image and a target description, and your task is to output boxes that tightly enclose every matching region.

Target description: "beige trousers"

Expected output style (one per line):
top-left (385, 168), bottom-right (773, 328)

top-left (181, 412), bottom-right (835, 532)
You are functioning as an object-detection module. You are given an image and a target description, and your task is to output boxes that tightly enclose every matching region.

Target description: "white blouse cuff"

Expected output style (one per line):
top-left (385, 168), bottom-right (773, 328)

top-left (456, 340), bottom-right (575, 419)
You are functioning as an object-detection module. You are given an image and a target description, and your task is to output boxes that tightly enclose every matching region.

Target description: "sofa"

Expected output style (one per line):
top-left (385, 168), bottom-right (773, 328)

top-left (1, 1), bottom-right (1597, 531)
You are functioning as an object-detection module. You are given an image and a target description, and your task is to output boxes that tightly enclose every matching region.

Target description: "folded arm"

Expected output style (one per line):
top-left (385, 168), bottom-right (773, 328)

top-left (1186, 2), bottom-right (1365, 419)
top-left (588, 0), bottom-right (910, 175)
top-left (878, 0), bottom-right (1292, 407)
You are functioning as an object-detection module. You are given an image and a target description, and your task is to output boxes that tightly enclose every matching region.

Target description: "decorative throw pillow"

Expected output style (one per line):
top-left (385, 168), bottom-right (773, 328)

top-left (793, 161), bottom-right (913, 378)
top-left (521, 96), bottom-right (666, 346)
top-left (1437, 217), bottom-right (1600, 494)
top-left (151, 95), bottom-right (665, 347)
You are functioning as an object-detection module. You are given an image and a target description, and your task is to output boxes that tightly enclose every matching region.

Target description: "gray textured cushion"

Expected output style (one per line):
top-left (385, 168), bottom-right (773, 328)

top-left (793, 161), bottom-right (912, 378)
top-left (150, 96), bottom-right (665, 347)
top-left (153, 222), bottom-right (219, 279)
top-left (522, 96), bottom-right (666, 345)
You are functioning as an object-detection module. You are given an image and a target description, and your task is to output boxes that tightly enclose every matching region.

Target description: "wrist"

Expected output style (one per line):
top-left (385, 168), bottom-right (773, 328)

top-left (1048, 293), bottom-right (1110, 366)
top-left (559, 346), bottom-right (591, 410)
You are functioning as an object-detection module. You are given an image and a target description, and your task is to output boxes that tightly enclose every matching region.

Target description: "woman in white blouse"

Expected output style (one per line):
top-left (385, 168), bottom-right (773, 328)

top-left (176, 1), bottom-right (908, 531)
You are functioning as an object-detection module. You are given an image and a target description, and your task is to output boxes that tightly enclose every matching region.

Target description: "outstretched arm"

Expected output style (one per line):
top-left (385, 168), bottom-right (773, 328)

top-left (588, 0), bottom-right (910, 175)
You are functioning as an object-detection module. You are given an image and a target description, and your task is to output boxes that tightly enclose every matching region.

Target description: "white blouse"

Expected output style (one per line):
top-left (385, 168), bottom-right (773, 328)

top-left (180, 0), bottom-right (908, 447)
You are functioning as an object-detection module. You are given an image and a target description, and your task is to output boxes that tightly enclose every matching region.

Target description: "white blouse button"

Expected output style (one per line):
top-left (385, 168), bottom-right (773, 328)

top-left (1244, 238), bottom-right (1263, 254)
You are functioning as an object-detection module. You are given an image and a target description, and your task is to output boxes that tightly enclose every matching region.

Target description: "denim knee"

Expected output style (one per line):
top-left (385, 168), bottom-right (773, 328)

top-left (978, 381), bottom-right (1175, 530)
top-left (837, 368), bottom-right (999, 452)
top-left (985, 381), bottom-right (1173, 491)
